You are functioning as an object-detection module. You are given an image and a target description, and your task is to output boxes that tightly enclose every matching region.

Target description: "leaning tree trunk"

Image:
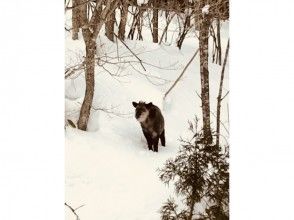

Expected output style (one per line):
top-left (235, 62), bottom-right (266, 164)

top-left (77, 39), bottom-right (95, 131)
top-left (118, 1), bottom-right (128, 40)
top-left (152, 0), bottom-right (159, 43)
top-left (177, 14), bottom-right (190, 49)
top-left (199, 10), bottom-right (212, 143)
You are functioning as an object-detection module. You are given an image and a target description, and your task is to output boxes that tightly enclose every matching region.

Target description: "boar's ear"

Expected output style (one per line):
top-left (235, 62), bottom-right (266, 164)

top-left (132, 102), bottom-right (138, 108)
top-left (146, 102), bottom-right (153, 108)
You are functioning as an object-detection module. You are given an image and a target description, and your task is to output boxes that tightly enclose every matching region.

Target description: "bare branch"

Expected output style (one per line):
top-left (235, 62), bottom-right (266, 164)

top-left (113, 32), bottom-right (146, 72)
top-left (163, 49), bottom-right (199, 100)
top-left (65, 202), bottom-right (85, 220)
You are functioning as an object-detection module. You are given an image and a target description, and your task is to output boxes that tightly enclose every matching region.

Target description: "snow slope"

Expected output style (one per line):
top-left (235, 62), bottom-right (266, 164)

top-left (65, 11), bottom-right (229, 219)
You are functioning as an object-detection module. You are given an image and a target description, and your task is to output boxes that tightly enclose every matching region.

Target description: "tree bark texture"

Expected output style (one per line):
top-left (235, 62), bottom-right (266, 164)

top-left (77, 0), bottom-right (118, 131)
top-left (77, 40), bottom-right (95, 131)
top-left (105, 5), bottom-right (116, 42)
top-left (216, 39), bottom-right (229, 147)
top-left (159, 12), bottom-right (175, 44)
top-left (71, 0), bottom-right (79, 40)
top-left (216, 19), bottom-right (222, 65)
top-left (177, 14), bottom-right (190, 49)
top-left (127, 8), bottom-right (143, 41)
top-left (199, 12), bottom-right (212, 143)
top-left (152, 0), bottom-right (159, 43)
top-left (71, 0), bottom-right (87, 40)
top-left (118, 1), bottom-right (128, 40)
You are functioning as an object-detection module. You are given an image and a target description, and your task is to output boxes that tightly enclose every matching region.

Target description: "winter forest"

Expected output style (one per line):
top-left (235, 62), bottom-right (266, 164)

top-left (65, 0), bottom-right (229, 219)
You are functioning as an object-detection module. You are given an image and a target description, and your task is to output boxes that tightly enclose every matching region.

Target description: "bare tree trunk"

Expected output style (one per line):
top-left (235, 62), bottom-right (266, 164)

top-left (77, 38), bottom-right (95, 131)
top-left (159, 12), bottom-right (175, 45)
top-left (188, 190), bottom-right (197, 220)
top-left (152, 0), bottom-right (159, 43)
top-left (90, 4), bottom-right (102, 31)
top-left (177, 14), bottom-right (190, 49)
top-left (105, 6), bottom-right (115, 42)
top-left (118, 1), bottom-right (128, 40)
top-left (128, 7), bottom-right (139, 40)
top-left (216, 19), bottom-right (222, 65)
top-left (199, 9), bottom-right (212, 143)
top-left (216, 39), bottom-right (229, 147)
top-left (77, 0), bottom-right (118, 131)
top-left (136, 10), bottom-right (143, 40)
top-left (72, 0), bottom-right (88, 40)
top-left (188, 200), bottom-right (195, 220)
top-left (72, 0), bottom-right (79, 40)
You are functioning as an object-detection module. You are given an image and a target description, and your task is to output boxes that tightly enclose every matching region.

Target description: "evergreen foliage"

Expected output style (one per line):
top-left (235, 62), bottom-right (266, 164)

top-left (159, 117), bottom-right (229, 220)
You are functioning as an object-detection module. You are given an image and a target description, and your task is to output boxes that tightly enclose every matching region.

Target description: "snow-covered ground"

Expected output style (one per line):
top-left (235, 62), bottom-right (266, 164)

top-left (65, 10), bottom-right (229, 220)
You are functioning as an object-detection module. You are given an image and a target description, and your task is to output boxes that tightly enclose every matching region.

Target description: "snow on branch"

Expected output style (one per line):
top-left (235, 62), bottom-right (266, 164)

top-left (137, 0), bottom-right (149, 6)
top-left (202, 5), bottom-right (210, 15)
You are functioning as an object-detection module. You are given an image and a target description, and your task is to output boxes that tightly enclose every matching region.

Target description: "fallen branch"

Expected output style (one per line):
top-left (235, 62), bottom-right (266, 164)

top-left (163, 49), bottom-right (199, 100)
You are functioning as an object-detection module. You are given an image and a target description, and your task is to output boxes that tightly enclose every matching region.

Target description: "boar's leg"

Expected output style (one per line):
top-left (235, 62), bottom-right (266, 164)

top-left (143, 131), bottom-right (153, 150)
top-left (153, 136), bottom-right (160, 152)
top-left (160, 129), bottom-right (166, 146)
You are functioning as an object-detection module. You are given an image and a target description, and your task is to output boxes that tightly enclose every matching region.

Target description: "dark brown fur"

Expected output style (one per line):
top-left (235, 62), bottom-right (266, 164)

top-left (132, 101), bottom-right (165, 152)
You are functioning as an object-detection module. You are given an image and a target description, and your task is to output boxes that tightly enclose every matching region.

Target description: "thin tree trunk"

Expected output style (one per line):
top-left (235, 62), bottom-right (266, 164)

top-left (216, 39), bottom-right (229, 147)
top-left (127, 8), bottom-right (139, 40)
top-left (216, 19), bottom-right (222, 65)
top-left (199, 9), bottom-right (212, 143)
top-left (105, 6), bottom-right (115, 42)
top-left (136, 10), bottom-right (143, 41)
top-left (152, 0), bottom-right (159, 43)
top-left (72, 0), bottom-right (79, 40)
top-left (118, 1), bottom-right (128, 40)
top-left (159, 12), bottom-right (174, 44)
top-left (77, 40), bottom-right (95, 131)
top-left (188, 191), bottom-right (197, 220)
top-left (177, 15), bottom-right (190, 49)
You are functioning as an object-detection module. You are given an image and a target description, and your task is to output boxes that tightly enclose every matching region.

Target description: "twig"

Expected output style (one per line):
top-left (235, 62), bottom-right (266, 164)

top-left (65, 62), bottom-right (85, 79)
top-left (76, 101), bottom-right (132, 118)
top-left (221, 91), bottom-right (229, 101)
top-left (163, 49), bottom-right (199, 100)
top-left (194, 92), bottom-right (230, 136)
top-left (129, 63), bottom-right (171, 86)
top-left (92, 106), bottom-right (132, 117)
top-left (211, 111), bottom-right (229, 135)
top-left (64, 202), bottom-right (84, 220)
top-left (113, 32), bottom-right (146, 71)
top-left (65, 0), bottom-right (92, 11)
top-left (159, 13), bottom-right (176, 45)
top-left (75, 204), bottom-right (86, 211)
